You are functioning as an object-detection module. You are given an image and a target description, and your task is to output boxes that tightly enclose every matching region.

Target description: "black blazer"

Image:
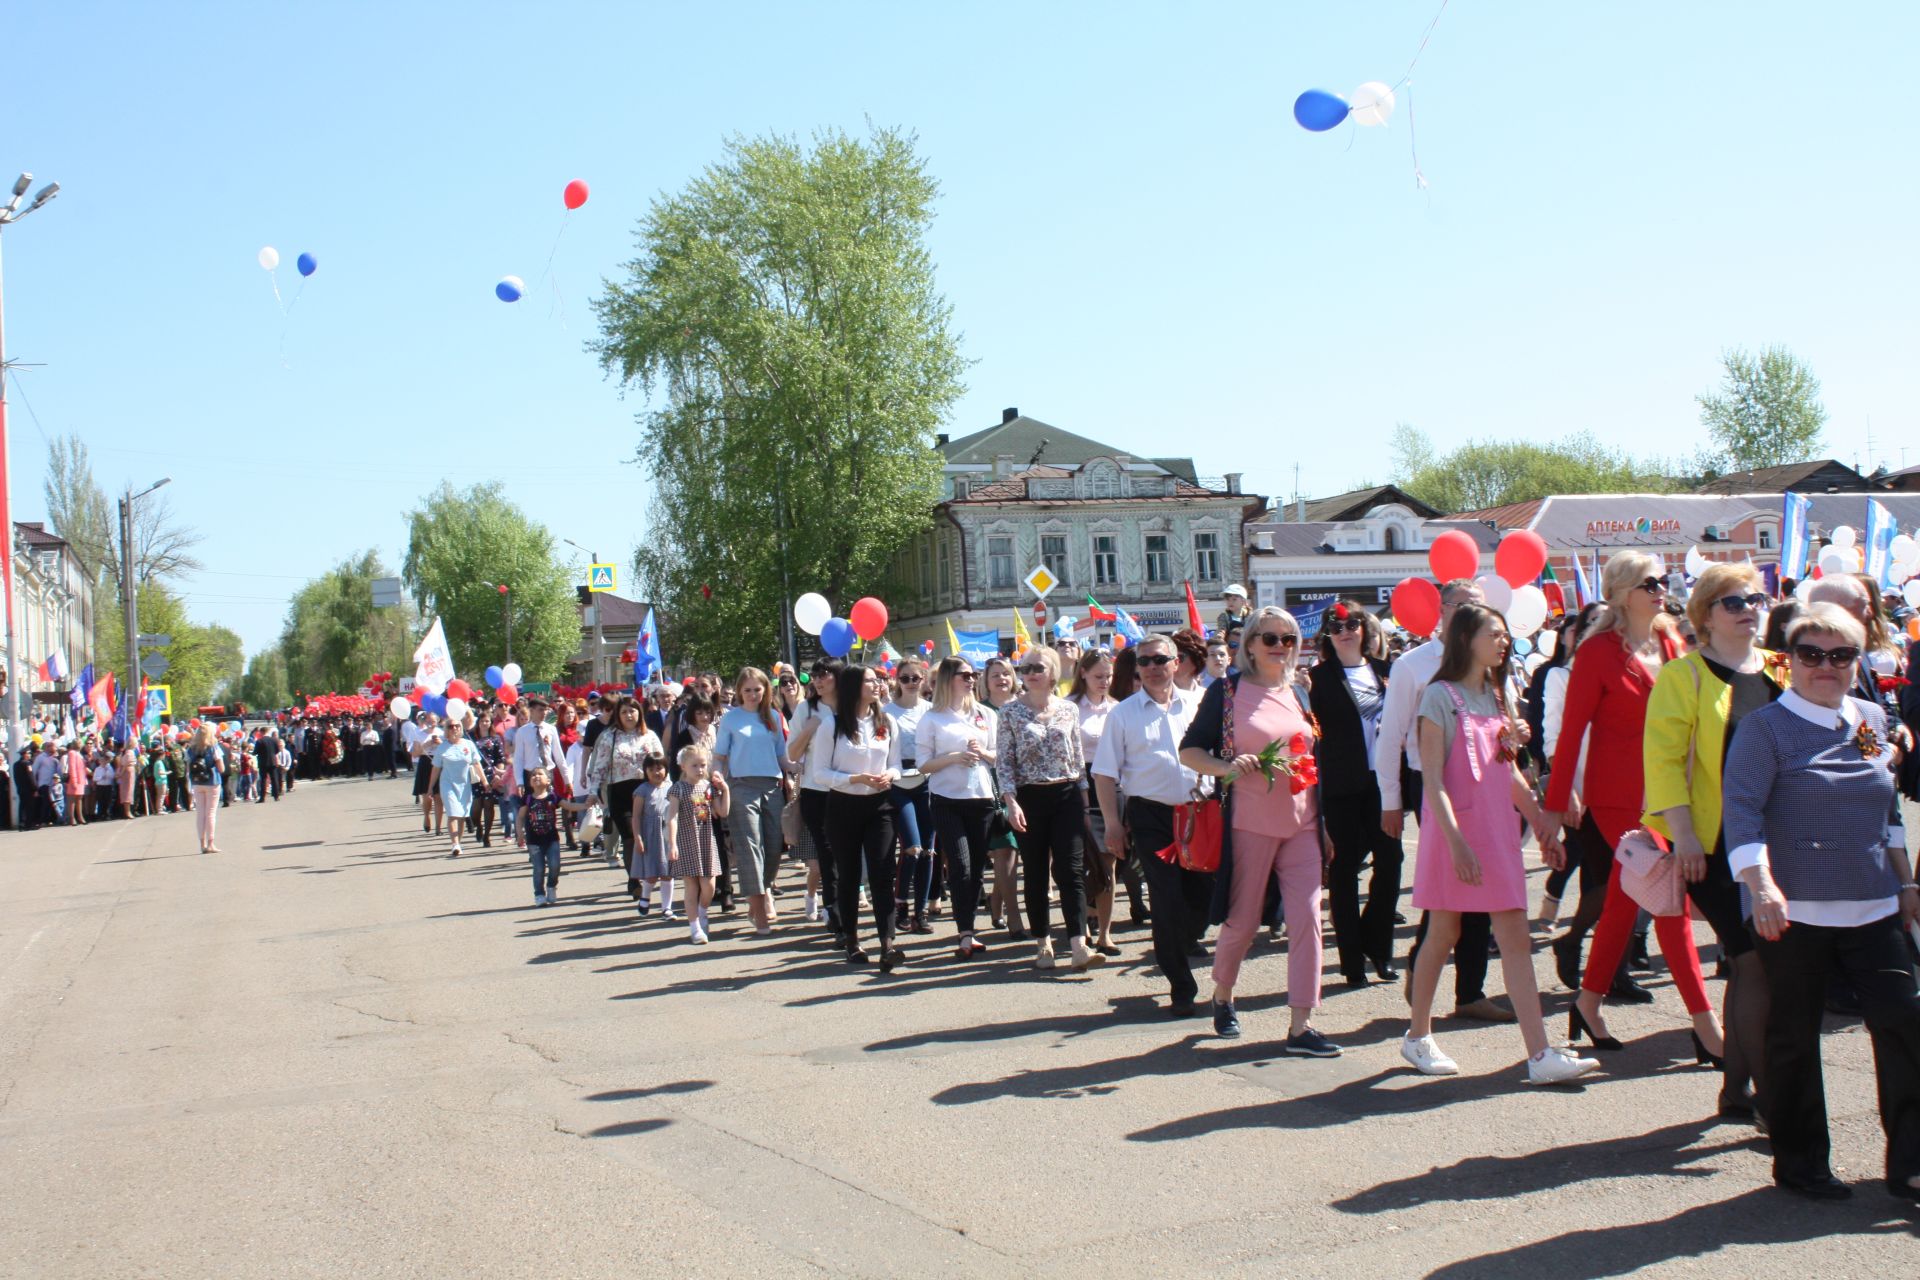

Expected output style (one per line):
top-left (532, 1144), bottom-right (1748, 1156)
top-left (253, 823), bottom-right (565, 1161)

top-left (1307, 657), bottom-right (1391, 799)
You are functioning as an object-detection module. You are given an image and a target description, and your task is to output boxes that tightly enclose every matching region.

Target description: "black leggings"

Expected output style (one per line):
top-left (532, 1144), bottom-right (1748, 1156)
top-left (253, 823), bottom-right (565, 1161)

top-left (1322, 782), bottom-right (1404, 978)
top-left (801, 788), bottom-right (840, 932)
top-left (827, 790), bottom-right (896, 949)
top-left (608, 779), bottom-right (641, 862)
top-left (1014, 781), bottom-right (1088, 940)
top-left (931, 795), bottom-right (994, 935)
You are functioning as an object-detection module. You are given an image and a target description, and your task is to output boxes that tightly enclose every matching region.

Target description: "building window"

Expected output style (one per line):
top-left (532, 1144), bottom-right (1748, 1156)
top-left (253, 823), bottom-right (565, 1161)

top-left (1093, 534), bottom-right (1119, 586)
top-left (1758, 528), bottom-right (1774, 550)
top-left (1193, 531), bottom-right (1220, 582)
top-left (1383, 525), bottom-right (1403, 552)
top-left (1144, 533), bottom-right (1170, 584)
top-left (952, 478), bottom-right (970, 499)
top-left (988, 536), bottom-right (1015, 589)
top-left (1041, 534), bottom-right (1069, 587)
top-left (937, 538), bottom-right (951, 595)
top-left (919, 541), bottom-right (933, 597)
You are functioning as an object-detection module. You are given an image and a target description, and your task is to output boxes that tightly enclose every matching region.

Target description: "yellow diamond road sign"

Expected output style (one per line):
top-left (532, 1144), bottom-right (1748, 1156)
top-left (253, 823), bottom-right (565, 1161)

top-left (1023, 565), bottom-right (1058, 598)
top-left (588, 564), bottom-right (617, 593)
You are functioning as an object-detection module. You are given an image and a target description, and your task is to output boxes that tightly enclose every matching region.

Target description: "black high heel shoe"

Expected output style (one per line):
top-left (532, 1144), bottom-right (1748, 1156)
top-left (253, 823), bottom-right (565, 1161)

top-left (1691, 1030), bottom-right (1724, 1069)
top-left (1568, 1005), bottom-right (1624, 1051)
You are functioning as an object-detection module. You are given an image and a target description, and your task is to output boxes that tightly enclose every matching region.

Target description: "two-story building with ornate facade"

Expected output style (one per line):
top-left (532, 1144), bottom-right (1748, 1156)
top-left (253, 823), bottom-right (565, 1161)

top-left (885, 410), bottom-right (1266, 653)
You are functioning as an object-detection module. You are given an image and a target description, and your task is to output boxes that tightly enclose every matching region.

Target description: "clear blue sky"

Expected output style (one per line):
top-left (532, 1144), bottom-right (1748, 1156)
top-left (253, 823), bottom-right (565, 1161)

top-left (5, 1), bottom-right (1916, 657)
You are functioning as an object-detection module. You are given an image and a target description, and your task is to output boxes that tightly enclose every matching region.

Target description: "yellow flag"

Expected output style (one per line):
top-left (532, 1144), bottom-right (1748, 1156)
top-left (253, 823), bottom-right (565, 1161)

top-left (946, 618), bottom-right (962, 657)
top-left (1011, 608), bottom-right (1031, 656)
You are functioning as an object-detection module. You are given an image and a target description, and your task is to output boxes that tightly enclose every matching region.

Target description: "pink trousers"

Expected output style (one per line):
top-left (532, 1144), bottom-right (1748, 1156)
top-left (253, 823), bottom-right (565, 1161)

top-left (1211, 828), bottom-right (1324, 1007)
top-left (193, 785), bottom-right (220, 849)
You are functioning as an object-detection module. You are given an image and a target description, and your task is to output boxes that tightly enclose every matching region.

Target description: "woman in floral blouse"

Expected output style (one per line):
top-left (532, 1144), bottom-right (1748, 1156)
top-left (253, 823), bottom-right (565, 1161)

top-left (997, 646), bottom-right (1106, 973)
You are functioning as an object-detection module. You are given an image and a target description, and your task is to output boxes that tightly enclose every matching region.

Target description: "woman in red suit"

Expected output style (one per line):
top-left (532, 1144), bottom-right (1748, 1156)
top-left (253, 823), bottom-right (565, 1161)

top-left (1542, 551), bottom-right (1723, 1059)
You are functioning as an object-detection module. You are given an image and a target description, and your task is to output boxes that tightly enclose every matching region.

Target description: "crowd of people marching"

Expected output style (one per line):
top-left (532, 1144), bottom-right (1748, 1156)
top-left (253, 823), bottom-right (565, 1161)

top-left (31, 561), bottom-right (1920, 1204)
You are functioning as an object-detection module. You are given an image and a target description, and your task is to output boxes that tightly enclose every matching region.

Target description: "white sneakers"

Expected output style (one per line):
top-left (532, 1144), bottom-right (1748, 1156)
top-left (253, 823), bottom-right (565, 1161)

top-left (1400, 1035), bottom-right (1459, 1076)
top-left (1035, 940), bottom-right (1056, 970)
top-left (1527, 1046), bottom-right (1600, 1085)
top-left (689, 923), bottom-right (709, 945)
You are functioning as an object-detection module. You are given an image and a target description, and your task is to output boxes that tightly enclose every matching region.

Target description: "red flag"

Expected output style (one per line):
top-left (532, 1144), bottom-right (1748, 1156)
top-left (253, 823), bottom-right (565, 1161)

top-left (89, 671), bottom-right (117, 723)
top-left (1183, 581), bottom-right (1206, 636)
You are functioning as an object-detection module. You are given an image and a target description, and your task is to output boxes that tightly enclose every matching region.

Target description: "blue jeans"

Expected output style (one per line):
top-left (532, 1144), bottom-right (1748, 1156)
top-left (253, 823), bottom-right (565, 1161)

top-left (528, 840), bottom-right (560, 898)
top-left (499, 793), bottom-right (521, 839)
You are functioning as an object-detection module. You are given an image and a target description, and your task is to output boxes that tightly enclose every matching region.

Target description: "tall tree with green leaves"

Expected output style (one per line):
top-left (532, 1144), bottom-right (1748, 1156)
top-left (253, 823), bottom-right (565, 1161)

top-left (277, 551), bottom-right (417, 697)
top-left (592, 126), bottom-right (965, 669)
top-left (95, 582), bottom-right (243, 713)
top-left (402, 482), bottom-right (576, 681)
top-left (1696, 345), bottom-right (1827, 472)
top-left (234, 645), bottom-right (291, 711)
top-left (1391, 426), bottom-right (1684, 513)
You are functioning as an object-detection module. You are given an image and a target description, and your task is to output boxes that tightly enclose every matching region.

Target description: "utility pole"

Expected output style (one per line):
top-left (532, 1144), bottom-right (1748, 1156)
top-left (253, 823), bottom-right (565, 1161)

top-left (563, 538), bottom-right (606, 684)
top-left (120, 477), bottom-right (171, 711)
top-left (0, 170), bottom-right (60, 749)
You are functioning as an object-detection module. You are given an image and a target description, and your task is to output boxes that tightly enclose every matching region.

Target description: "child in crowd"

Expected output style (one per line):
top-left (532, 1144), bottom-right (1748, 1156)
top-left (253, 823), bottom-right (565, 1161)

top-left (666, 745), bottom-right (730, 944)
top-left (628, 753), bottom-right (677, 920)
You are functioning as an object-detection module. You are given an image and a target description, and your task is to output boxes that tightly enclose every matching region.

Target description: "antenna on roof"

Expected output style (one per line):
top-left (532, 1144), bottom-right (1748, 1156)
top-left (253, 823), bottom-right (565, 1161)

top-left (1028, 439), bottom-right (1048, 466)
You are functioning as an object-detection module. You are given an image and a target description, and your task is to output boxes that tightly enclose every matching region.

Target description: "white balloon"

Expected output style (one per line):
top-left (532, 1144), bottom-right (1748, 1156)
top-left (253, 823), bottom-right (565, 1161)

top-left (1349, 80), bottom-right (1397, 127)
top-left (390, 696), bottom-right (412, 720)
top-left (1534, 628), bottom-right (1559, 659)
top-left (501, 662), bottom-right (522, 686)
top-left (1905, 579), bottom-right (1920, 609)
top-left (258, 246), bottom-right (279, 271)
top-left (1840, 547), bottom-right (1863, 573)
top-left (444, 696), bottom-right (469, 723)
top-left (1506, 585), bottom-right (1550, 636)
top-left (1793, 577), bottom-right (1815, 602)
top-left (1892, 563), bottom-right (1915, 586)
top-left (1817, 547), bottom-right (1848, 575)
top-left (1684, 546), bottom-right (1709, 579)
top-left (1829, 525), bottom-right (1856, 550)
top-left (1888, 533), bottom-right (1917, 566)
top-left (1474, 574), bottom-right (1512, 614)
top-left (793, 592), bottom-right (832, 636)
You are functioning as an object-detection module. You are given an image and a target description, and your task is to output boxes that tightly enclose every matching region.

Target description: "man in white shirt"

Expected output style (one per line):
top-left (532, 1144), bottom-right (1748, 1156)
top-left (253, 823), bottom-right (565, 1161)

top-left (512, 696), bottom-right (564, 796)
top-left (1092, 634), bottom-right (1206, 1016)
top-left (1371, 577), bottom-right (1511, 1023)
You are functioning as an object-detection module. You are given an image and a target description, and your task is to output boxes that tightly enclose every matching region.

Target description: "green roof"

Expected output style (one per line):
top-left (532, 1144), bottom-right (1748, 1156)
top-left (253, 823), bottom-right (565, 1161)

top-left (940, 414), bottom-right (1194, 481)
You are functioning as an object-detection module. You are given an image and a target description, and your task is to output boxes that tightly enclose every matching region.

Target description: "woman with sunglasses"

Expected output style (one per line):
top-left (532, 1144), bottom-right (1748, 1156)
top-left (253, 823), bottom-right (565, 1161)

top-left (1724, 602), bottom-right (1920, 1202)
top-left (997, 647), bottom-right (1105, 972)
top-left (979, 655), bottom-right (1024, 936)
top-left (1071, 648), bottom-right (1138, 950)
top-left (885, 658), bottom-right (936, 934)
top-left (1309, 600), bottom-right (1402, 988)
top-left (1543, 551), bottom-right (1719, 1059)
top-left (810, 664), bottom-right (907, 970)
top-left (1639, 561), bottom-right (1783, 1115)
top-left (916, 657), bottom-right (1000, 959)
top-left (785, 660), bottom-right (842, 933)
top-left (1180, 606), bottom-right (1337, 1055)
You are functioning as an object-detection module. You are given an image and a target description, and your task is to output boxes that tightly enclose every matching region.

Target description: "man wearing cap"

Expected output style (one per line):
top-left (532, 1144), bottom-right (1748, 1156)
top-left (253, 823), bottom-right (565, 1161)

top-left (1215, 585), bottom-right (1253, 636)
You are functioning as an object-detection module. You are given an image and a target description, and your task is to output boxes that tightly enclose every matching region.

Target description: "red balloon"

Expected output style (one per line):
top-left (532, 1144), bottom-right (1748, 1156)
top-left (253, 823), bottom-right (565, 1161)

top-left (1390, 577), bottom-right (1443, 638)
top-left (407, 687), bottom-right (425, 705)
top-left (1427, 530), bottom-right (1481, 583)
top-left (446, 678), bottom-right (473, 701)
top-left (1494, 530), bottom-right (1549, 588)
top-left (563, 179), bottom-right (589, 210)
top-left (497, 684), bottom-right (521, 706)
top-left (849, 596), bottom-right (889, 641)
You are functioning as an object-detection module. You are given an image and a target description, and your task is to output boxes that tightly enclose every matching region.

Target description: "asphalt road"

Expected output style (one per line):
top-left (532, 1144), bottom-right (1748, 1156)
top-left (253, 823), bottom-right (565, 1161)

top-left (2, 776), bottom-right (1913, 1278)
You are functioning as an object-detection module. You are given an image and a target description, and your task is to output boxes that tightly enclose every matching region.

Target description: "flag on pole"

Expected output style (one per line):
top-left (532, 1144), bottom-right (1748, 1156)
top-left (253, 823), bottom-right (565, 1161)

top-left (1779, 492), bottom-right (1812, 582)
top-left (945, 618), bottom-right (963, 657)
top-left (1011, 608), bottom-right (1032, 656)
top-left (1570, 553), bottom-right (1593, 607)
top-left (1864, 499), bottom-right (1898, 589)
top-left (634, 608), bottom-right (661, 682)
top-left (71, 662), bottom-right (93, 716)
top-left (411, 617), bottom-right (455, 694)
top-left (109, 683), bottom-right (132, 745)
top-left (1084, 595), bottom-right (1116, 623)
top-left (89, 670), bottom-right (117, 725)
top-left (1114, 606), bottom-right (1146, 645)
top-left (35, 650), bottom-right (68, 684)
top-left (1183, 581), bottom-right (1207, 636)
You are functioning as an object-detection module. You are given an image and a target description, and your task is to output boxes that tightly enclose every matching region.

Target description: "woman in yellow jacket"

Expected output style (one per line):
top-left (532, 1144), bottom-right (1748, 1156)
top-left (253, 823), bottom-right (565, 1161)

top-left (1642, 562), bottom-right (1784, 1124)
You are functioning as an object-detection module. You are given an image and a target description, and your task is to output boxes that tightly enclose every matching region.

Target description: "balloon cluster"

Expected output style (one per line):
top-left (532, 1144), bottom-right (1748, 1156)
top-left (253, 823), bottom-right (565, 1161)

top-left (793, 592), bottom-right (890, 658)
top-left (1390, 530), bottom-right (1553, 638)
top-left (496, 180), bottom-right (588, 304)
top-left (1293, 82), bottom-right (1396, 133)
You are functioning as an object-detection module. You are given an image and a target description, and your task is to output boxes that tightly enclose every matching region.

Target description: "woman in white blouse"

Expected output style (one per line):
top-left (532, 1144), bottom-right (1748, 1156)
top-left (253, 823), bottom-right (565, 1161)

top-left (885, 658), bottom-right (935, 934)
top-left (809, 665), bottom-right (905, 970)
top-left (917, 657), bottom-right (1000, 960)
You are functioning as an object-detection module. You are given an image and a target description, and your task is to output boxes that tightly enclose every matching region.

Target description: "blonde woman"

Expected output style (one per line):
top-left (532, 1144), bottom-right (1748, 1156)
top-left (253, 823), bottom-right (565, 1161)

top-left (185, 724), bottom-right (226, 854)
top-left (979, 654), bottom-right (1023, 936)
top-left (916, 656), bottom-right (1000, 959)
top-left (715, 667), bottom-right (788, 935)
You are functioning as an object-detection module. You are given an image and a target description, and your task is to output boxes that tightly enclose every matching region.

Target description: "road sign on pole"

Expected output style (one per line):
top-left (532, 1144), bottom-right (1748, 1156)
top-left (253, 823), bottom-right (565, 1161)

top-left (139, 652), bottom-right (170, 679)
top-left (1032, 600), bottom-right (1047, 631)
top-left (1023, 565), bottom-right (1058, 599)
top-left (136, 633), bottom-right (172, 648)
top-left (588, 564), bottom-right (617, 593)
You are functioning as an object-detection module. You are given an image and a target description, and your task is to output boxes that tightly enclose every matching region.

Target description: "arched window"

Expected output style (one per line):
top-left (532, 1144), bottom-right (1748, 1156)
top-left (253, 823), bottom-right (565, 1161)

top-left (1383, 525), bottom-right (1403, 552)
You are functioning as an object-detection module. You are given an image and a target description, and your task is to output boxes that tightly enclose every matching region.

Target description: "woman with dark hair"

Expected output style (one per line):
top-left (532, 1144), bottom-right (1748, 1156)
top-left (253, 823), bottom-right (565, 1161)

top-left (1109, 647), bottom-right (1140, 703)
top-left (979, 655), bottom-right (1023, 936)
top-left (786, 660), bottom-right (843, 934)
top-left (587, 697), bottom-right (665, 886)
top-left (1169, 628), bottom-right (1208, 695)
top-left (1400, 603), bottom-right (1594, 1085)
top-left (884, 657), bottom-right (935, 934)
top-left (1310, 600), bottom-right (1401, 988)
top-left (809, 665), bottom-right (905, 969)
top-left (1531, 603), bottom-right (1601, 929)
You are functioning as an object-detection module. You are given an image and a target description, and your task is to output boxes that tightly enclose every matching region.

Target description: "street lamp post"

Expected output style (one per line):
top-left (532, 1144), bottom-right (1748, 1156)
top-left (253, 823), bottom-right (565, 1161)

top-left (482, 581), bottom-right (512, 665)
top-left (120, 477), bottom-right (172, 705)
top-left (562, 538), bottom-right (604, 684)
top-left (0, 170), bottom-right (60, 748)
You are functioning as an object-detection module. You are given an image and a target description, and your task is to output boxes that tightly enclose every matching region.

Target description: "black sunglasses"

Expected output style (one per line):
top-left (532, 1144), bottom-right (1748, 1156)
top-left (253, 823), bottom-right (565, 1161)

top-left (1325, 618), bottom-right (1365, 634)
top-left (953, 670), bottom-right (977, 681)
top-left (1792, 643), bottom-right (1861, 669)
top-left (1016, 664), bottom-right (1049, 676)
top-left (898, 674), bottom-right (923, 684)
top-left (777, 677), bottom-right (798, 686)
top-left (1252, 631), bottom-right (1300, 649)
top-left (1636, 577), bottom-right (1668, 596)
top-left (1137, 653), bottom-right (1177, 667)
top-left (1714, 593), bottom-right (1770, 614)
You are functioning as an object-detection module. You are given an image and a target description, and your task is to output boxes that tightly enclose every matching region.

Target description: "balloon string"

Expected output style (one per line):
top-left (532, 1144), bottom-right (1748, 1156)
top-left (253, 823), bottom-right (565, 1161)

top-left (279, 277), bottom-right (307, 364)
top-left (1407, 81), bottom-right (1428, 190)
top-left (1390, 0), bottom-right (1451, 93)
top-left (539, 212), bottom-right (570, 329)
top-left (269, 269), bottom-right (285, 315)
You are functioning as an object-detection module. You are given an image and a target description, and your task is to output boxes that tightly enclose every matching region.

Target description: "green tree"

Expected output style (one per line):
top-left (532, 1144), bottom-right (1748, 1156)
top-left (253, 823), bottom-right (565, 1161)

top-left (1392, 427), bottom-right (1684, 513)
top-left (235, 645), bottom-right (291, 710)
top-left (95, 583), bottom-right (243, 714)
top-left (278, 552), bottom-right (416, 697)
top-left (1696, 345), bottom-right (1827, 471)
top-left (402, 482), bottom-right (576, 680)
top-left (42, 433), bottom-right (113, 582)
top-left (592, 126), bottom-right (965, 669)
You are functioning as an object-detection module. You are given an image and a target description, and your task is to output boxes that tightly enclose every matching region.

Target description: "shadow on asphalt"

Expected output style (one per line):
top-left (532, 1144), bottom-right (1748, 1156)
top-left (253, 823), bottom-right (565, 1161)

top-left (1125, 1068), bottom-right (1535, 1141)
top-left (584, 1081), bottom-right (714, 1102)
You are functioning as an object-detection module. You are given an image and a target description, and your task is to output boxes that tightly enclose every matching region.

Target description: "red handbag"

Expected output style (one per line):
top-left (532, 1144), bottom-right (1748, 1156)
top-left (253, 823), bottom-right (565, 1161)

top-left (1158, 795), bottom-right (1224, 873)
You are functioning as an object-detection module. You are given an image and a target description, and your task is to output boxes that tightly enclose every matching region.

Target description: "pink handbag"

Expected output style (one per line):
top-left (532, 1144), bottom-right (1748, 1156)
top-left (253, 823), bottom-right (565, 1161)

top-left (1615, 828), bottom-right (1685, 918)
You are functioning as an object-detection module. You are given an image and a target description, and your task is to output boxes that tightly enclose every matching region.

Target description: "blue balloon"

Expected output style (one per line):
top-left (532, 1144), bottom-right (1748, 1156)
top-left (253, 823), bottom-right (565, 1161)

top-left (495, 276), bottom-right (524, 303)
top-left (296, 252), bottom-right (318, 277)
top-left (422, 692), bottom-right (447, 716)
top-left (484, 665), bottom-right (504, 689)
top-left (820, 617), bottom-right (856, 657)
top-left (1293, 89), bottom-right (1350, 133)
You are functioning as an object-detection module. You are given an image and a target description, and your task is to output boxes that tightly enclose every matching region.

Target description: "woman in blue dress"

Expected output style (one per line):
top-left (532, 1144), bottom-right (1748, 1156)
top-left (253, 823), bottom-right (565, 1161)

top-left (431, 719), bottom-right (484, 859)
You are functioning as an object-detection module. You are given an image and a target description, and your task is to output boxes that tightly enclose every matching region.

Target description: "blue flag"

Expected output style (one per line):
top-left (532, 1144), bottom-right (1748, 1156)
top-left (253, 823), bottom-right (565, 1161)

top-left (634, 607), bottom-right (661, 683)
top-left (109, 686), bottom-right (132, 745)
top-left (952, 628), bottom-right (1002, 665)
top-left (1779, 492), bottom-right (1811, 582)
top-left (1864, 499), bottom-right (1898, 589)
top-left (71, 662), bottom-right (93, 716)
top-left (1291, 598), bottom-right (1334, 641)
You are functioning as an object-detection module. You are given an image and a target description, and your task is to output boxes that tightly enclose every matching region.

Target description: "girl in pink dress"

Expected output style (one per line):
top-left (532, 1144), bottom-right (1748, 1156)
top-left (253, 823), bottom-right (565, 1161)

top-left (1401, 603), bottom-right (1597, 1086)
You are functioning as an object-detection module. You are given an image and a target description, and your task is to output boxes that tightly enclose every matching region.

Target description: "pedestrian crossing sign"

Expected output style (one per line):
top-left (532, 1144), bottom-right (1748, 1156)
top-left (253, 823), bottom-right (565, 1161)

top-left (588, 564), bottom-right (617, 593)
